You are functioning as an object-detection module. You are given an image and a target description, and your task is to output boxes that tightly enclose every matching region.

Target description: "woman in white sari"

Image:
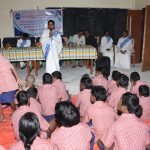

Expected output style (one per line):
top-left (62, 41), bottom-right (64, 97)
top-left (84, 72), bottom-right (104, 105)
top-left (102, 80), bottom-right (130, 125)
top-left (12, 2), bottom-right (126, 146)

top-left (114, 30), bottom-right (134, 70)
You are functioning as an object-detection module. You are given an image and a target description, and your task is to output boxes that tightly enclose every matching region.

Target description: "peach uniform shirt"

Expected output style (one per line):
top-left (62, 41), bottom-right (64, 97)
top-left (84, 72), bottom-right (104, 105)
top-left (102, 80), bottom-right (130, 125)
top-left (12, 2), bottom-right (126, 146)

top-left (29, 98), bottom-right (42, 114)
top-left (51, 123), bottom-right (92, 150)
top-left (108, 87), bottom-right (127, 112)
top-left (52, 79), bottom-right (68, 101)
top-left (140, 96), bottom-right (150, 120)
top-left (102, 114), bottom-right (150, 150)
top-left (11, 106), bottom-right (49, 140)
top-left (75, 89), bottom-right (91, 117)
top-left (0, 55), bottom-right (18, 94)
top-left (38, 84), bottom-right (60, 116)
top-left (92, 74), bottom-right (108, 90)
top-left (84, 101), bottom-right (116, 142)
top-left (10, 137), bottom-right (53, 150)
top-left (131, 80), bottom-right (149, 96)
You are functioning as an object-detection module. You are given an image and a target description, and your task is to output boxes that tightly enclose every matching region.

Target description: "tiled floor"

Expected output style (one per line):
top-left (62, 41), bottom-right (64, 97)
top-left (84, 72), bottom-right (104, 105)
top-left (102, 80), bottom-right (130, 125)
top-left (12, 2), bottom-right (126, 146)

top-left (17, 63), bottom-right (150, 95)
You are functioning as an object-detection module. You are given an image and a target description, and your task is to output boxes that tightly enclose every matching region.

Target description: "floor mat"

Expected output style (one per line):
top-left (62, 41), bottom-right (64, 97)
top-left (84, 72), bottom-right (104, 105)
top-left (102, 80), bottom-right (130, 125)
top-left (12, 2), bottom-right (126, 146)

top-left (0, 107), bottom-right (16, 150)
top-left (0, 105), bottom-right (149, 150)
top-left (71, 95), bottom-right (77, 105)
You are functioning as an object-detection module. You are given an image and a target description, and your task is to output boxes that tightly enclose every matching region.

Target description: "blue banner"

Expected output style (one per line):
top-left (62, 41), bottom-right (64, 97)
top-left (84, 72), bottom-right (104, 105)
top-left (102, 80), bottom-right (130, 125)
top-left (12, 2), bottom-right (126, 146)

top-left (13, 9), bottom-right (63, 36)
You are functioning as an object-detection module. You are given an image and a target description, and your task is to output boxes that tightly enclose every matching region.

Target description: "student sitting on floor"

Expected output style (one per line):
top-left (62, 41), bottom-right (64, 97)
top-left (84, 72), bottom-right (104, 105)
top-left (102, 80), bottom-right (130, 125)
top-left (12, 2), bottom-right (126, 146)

top-left (83, 86), bottom-right (116, 147)
top-left (50, 101), bottom-right (92, 150)
top-left (108, 70), bottom-right (121, 94)
top-left (102, 92), bottom-right (150, 150)
top-left (139, 85), bottom-right (150, 120)
top-left (11, 91), bottom-right (54, 140)
top-left (10, 112), bottom-right (53, 150)
top-left (38, 73), bottom-right (61, 122)
top-left (74, 76), bottom-right (92, 120)
top-left (92, 60), bottom-right (109, 91)
top-left (27, 87), bottom-right (41, 114)
top-left (0, 54), bottom-right (21, 122)
top-left (52, 71), bottom-right (69, 101)
top-left (130, 72), bottom-right (149, 97)
top-left (108, 74), bottom-right (129, 113)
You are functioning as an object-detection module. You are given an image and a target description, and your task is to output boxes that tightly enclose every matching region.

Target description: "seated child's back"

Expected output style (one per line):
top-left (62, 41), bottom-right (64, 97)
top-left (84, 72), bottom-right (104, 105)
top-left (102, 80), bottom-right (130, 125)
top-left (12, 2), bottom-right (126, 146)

top-left (84, 86), bottom-right (116, 142)
top-left (108, 71), bottom-right (121, 94)
top-left (75, 76), bottom-right (92, 118)
top-left (52, 71), bottom-right (68, 101)
top-left (38, 73), bottom-right (61, 116)
top-left (93, 74), bottom-right (108, 91)
top-left (51, 102), bottom-right (92, 150)
top-left (11, 112), bottom-right (53, 150)
top-left (130, 72), bottom-right (149, 96)
top-left (102, 93), bottom-right (150, 150)
top-left (92, 59), bottom-right (109, 90)
top-left (108, 74), bottom-right (129, 112)
top-left (27, 87), bottom-right (41, 114)
top-left (139, 85), bottom-right (150, 120)
top-left (12, 91), bottom-right (50, 140)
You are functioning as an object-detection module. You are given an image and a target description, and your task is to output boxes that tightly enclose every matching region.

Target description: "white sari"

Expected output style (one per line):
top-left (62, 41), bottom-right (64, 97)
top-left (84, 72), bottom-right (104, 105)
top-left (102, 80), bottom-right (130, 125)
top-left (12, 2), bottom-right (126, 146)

top-left (41, 30), bottom-right (62, 74)
top-left (114, 36), bottom-right (134, 70)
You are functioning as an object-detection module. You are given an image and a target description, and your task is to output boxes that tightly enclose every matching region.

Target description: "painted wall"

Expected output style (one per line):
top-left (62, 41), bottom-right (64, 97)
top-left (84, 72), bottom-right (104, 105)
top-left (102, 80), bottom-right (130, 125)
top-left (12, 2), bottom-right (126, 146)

top-left (0, 0), bottom-right (134, 39)
top-left (135, 0), bottom-right (150, 9)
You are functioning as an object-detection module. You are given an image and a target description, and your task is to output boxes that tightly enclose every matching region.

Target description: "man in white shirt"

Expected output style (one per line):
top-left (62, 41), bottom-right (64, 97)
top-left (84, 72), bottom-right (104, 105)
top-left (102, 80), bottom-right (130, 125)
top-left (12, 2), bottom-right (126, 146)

top-left (41, 20), bottom-right (62, 74)
top-left (17, 33), bottom-right (31, 69)
top-left (72, 30), bottom-right (85, 67)
top-left (73, 30), bottom-right (85, 46)
top-left (114, 30), bottom-right (134, 70)
top-left (100, 31), bottom-right (114, 67)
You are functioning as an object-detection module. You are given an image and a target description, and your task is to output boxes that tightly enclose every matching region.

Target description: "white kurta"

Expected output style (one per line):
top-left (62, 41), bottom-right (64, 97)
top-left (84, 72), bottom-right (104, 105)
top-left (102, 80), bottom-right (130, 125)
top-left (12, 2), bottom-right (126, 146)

top-left (41, 29), bottom-right (63, 74)
top-left (100, 36), bottom-right (114, 66)
top-left (69, 36), bottom-right (73, 44)
top-left (17, 39), bottom-right (31, 67)
top-left (73, 34), bottom-right (85, 46)
top-left (114, 36), bottom-right (133, 70)
top-left (17, 39), bottom-right (31, 48)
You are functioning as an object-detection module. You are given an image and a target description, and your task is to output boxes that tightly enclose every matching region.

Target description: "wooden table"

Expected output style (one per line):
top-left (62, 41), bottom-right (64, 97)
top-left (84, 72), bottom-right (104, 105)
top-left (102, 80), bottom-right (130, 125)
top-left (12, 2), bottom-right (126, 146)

top-left (0, 46), bottom-right (97, 75)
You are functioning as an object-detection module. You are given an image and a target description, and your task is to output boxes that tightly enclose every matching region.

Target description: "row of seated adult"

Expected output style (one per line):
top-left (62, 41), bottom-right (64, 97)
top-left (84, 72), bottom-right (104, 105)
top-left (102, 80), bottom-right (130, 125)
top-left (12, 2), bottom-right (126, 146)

top-left (1, 36), bottom-right (69, 48)
top-left (2, 37), bottom-right (41, 48)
